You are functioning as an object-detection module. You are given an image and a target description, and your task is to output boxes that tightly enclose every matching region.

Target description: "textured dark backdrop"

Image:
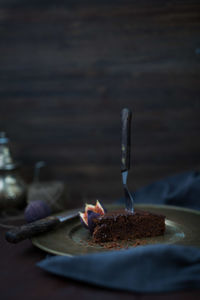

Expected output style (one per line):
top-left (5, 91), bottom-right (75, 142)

top-left (0, 0), bottom-right (200, 209)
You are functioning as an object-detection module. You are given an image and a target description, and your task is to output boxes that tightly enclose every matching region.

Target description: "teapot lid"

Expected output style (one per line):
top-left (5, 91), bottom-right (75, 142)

top-left (0, 132), bottom-right (20, 170)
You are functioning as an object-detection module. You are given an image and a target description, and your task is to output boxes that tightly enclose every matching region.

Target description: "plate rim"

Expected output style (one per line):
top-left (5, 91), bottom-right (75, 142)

top-left (32, 204), bottom-right (200, 256)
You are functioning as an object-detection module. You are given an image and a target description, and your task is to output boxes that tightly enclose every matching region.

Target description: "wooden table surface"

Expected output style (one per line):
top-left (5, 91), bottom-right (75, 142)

top-left (0, 220), bottom-right (200, 300)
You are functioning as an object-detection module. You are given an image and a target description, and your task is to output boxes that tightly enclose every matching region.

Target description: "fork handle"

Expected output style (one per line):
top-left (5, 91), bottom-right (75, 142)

top-left (121, 108), bottom-right (132, 171)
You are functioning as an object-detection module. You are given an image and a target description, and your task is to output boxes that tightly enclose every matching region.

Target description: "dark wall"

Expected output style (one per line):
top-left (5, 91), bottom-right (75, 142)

top-left (1, 0), bottom-right (200, 208)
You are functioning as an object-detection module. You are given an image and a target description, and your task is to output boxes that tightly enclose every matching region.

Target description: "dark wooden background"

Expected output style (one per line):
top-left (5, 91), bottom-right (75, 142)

top-left (0, 0), bottom-right (200, 209)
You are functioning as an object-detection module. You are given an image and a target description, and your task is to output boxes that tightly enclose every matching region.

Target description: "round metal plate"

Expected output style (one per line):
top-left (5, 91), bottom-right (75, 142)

top-left (32, 204), bottom-right (200, 256)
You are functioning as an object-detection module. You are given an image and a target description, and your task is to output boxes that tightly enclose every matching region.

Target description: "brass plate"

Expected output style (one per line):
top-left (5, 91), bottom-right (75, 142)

top-left (32, 204), bottom-right (200, 256)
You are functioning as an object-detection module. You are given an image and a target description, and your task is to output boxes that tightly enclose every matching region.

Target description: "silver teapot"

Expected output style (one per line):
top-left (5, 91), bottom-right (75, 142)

top-left (0, 132), bottom-right (27, 211)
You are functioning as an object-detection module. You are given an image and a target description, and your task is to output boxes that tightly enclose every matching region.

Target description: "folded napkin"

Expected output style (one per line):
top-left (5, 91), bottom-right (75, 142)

top-left (38, 171), bottom-right (200, 293)
top-left (38, 245), bottom-right (200, 293)
top-left (128, 171), bottom-right (200, 210)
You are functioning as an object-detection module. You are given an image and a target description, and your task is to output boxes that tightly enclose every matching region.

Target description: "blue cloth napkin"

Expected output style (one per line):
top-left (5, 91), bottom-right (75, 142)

top-left (126, 171), bottom-right (200, 210)
top-left (37, 171), bottom-right (200, 293)
top-left (38, 245), bottom-right (200, 293)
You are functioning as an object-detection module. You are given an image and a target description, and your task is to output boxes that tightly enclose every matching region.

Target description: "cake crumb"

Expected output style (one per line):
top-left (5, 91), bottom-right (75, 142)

top-left (87, 238), bottom-right (147, 250)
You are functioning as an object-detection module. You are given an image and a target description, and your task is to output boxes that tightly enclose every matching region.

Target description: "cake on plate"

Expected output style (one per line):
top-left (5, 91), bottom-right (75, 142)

top-left (79, 200), bottom-right (165, 243)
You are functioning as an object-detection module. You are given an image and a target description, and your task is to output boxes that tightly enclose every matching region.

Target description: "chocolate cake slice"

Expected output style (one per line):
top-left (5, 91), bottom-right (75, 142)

top-left (92, 209), bottom-right (165, 243)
